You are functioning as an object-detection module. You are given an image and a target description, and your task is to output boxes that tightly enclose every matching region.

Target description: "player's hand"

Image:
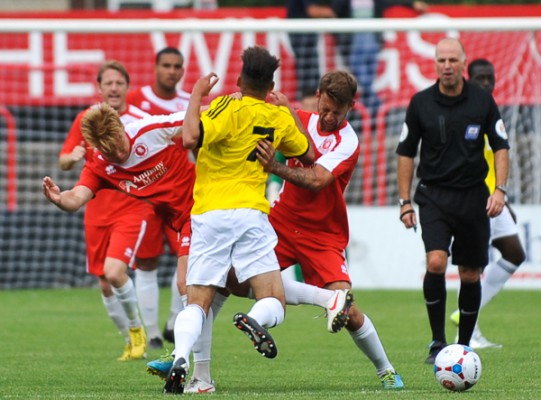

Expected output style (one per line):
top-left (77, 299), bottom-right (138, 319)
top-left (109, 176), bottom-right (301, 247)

top-left (255, 139), bottom-right (277, 172)
top-left (486, 190), bottom-right (505, 218)
top-left (268, 91), bottom-right (290, 108)
top-left (42, 176), bottom-right (62, 205)
top-left (193, 72), bottom-right (220, 97)
top-left (71, 141), bottom-right (87, 163)
top-left (399, 204), bottom-right (417, 231)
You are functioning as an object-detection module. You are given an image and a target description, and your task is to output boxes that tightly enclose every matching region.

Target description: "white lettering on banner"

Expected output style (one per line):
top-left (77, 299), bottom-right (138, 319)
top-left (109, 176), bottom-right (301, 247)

top-left (179, 31), bottom-right (234, 93)
top-left (374, 48), bottom-right (400, 93)
top-left (150, 23), bottom-right (290, 92)
top-left (0, 32), bottom-right (44, 96)
top-left (53, 32), bottom-right (104, 97)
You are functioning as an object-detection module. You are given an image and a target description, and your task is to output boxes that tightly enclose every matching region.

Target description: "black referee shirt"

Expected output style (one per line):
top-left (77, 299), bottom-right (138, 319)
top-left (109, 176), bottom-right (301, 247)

top-left (396, 79), bottom-right (510, 189)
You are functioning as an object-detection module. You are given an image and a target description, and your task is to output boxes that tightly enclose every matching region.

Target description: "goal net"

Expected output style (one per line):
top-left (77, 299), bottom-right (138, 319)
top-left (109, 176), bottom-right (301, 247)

top-left (1, 14), bottom-right (541, 288)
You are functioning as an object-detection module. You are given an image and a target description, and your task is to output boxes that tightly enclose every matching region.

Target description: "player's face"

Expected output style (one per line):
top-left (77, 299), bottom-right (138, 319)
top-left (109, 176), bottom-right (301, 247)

top-left (435, 40), bottom-right (466, 94)
top-left (155, 53), bottom-right (184, 93)
top-left (101, 129), bottom-right (130, 164)
top-left (317, 92), bottom-right (352, 133)
top-left (469, 65), bottom-right (495, 94)
top-left (98, 69), bottom-right (129, 112)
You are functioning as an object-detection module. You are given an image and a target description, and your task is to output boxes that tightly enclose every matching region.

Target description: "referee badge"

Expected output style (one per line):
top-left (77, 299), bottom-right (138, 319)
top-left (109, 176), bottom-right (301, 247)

top-left (465, 124), bottom-right (480, 140)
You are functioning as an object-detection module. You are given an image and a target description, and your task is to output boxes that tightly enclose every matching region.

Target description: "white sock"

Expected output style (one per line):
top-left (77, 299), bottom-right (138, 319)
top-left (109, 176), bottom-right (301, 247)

top-left (135, 269), bottom-right (160, 338)
top-left (112, 278), bottom-right (142, 327)
top-left (192, 292), bottom-right (228, 383)
top-left (480, 258), bottom-right (518, 310)
top-left (101, 294), bottom-right (129, 338)
top-left (248, 297), bottom-right (284, 329)
top-left (282, 278), bottom-right (333, 307)
top-left (348, 315), bottom-right (394, 376)
top-left (173, 304), bottom-right (206, 366)
top-left (192, 307), bottom-right (214, 383)
top-left (167, 269), bottom-right (184, 330)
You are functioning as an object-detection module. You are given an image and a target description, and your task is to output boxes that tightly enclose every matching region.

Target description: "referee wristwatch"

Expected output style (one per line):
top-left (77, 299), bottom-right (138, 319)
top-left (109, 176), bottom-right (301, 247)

top-left (495, 185), bottom-right (508, 194)
top-left (399, 198), bottom-right (412, 207)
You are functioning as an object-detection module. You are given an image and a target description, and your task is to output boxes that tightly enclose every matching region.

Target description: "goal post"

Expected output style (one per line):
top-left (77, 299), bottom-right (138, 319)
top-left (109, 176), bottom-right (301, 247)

top-left (1, 14), bottom-right (541, 288)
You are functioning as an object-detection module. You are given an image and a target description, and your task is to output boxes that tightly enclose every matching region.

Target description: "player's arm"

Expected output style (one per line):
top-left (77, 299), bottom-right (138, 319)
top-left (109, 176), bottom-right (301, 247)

top-left (397, 155), bottom-right (417, 230)
top-left (58, 141), bottom-right (87, 171)
top-left (256, 140), bottom-right (330, 191)
top-left (182, 73), bottom-right (220, 149)
top-left (42, 176), bottom-right (93, 212)
top-left (269, 91), bottom-right (312, 144)
top-left (486, 148), bottom-right (509, 218)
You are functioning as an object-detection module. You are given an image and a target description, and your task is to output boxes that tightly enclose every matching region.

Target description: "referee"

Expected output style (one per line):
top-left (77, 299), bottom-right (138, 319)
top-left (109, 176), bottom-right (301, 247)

top-left (396, 37), bottom-right (510, 364)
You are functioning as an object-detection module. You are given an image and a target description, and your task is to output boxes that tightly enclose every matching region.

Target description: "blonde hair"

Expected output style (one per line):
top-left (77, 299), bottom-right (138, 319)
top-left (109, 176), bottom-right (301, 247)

top-left (81, 103), bottom-right (124, 155)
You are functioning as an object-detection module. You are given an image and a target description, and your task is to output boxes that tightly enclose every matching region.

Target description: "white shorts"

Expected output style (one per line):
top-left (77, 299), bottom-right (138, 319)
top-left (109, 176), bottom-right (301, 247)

top-left (187, 208), bottom-right (279, 287)
top-left (490, 204), bottom-right (519, 241)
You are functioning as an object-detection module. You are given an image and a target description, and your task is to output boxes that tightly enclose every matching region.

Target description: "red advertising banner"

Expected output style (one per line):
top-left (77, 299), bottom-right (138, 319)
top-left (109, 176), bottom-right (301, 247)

top-left (0, 5), bottom-right (540, 106)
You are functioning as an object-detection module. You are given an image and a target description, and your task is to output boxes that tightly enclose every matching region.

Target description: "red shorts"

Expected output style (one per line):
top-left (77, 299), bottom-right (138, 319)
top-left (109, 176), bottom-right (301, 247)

top-left (85, 218), bottom-right (147, 276)
top-left (137, 213), bottom-right (180, 258)
top-left (137, 215), bottom-right (191, 259)
top-left (272, 221), bottom-right (351, 288)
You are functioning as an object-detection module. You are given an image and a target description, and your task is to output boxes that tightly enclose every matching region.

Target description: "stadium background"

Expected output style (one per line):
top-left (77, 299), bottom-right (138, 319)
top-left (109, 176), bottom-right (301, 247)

top-left (1, 1), bottom-right (540, 290)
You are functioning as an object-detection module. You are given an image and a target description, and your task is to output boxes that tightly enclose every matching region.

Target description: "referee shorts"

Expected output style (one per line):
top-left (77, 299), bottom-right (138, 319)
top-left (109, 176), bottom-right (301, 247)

top-left (414, 182), bottom-right (490, 268)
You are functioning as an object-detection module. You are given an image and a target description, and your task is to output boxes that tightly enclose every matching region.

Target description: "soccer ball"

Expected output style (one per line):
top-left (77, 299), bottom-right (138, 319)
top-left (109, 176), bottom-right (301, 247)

top-left (434, 344), bottom-right (482, 391)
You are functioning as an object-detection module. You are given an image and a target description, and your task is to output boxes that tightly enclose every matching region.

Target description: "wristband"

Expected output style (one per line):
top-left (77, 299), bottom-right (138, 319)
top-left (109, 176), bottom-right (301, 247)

top-left (400, 209), bottom-right (415, 221)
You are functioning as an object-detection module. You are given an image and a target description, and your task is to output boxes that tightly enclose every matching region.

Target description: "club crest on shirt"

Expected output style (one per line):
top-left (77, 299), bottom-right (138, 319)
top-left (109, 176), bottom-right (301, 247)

top-left (319, 136), bottom-right (336, 154)
top-left (464, 124), bottom-right (480, 140)
top-left (134, 143), bottom-right (149, 157)
top-left (140, 101), bottom-right (151, 111)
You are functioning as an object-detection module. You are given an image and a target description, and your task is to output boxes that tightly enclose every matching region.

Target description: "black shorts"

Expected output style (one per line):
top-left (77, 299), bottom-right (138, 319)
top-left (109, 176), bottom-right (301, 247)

top-left (414, 182), bottom-right (490, 268)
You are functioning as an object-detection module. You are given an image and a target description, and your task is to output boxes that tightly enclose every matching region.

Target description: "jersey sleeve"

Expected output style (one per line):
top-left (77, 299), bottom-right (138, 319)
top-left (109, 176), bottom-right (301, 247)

top-left (396, 96), bottom-right (422, 157)
top-left (316, 124), bottom-right (360, 178)
top-left (275, 108), bottom-right (310, 158)
top-left (75, 163), bottom-right (102, 194)
top-left (199, 95), bottom-right (235, 146)
top-left (485, 95), bottom-right (510, 152)
top-left (60, 111), bottom-right (86, 156)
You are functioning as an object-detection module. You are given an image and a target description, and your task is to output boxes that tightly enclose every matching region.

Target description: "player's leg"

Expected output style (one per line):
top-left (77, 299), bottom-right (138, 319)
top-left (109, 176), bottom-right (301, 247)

top-left (164, 284), bottom-right (216, 395)
top-left (163, 224), bottom-right (187, 343)
top-left (415, 185), bottom-right (456, 363)
top-left (232, 209), bottom-right (285, 358)
top-left (135, 214), bottom-right (167, 349)
top-left (97, 275), bottom-right (131, 360)
top-left (85, 223), bottom-right (132, 360)
top-left (104, 219), bottom-right (149, 359)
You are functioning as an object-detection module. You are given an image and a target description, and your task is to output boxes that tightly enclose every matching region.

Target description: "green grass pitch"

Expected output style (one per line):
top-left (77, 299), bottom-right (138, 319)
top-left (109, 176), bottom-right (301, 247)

top-left (0, 288), bottom-right (539, 399)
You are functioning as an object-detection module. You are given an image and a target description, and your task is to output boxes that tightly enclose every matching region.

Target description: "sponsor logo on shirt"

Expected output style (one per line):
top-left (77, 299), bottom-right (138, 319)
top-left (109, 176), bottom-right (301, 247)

top-left (465, 124), bottom-right (480, 140)
top-left (133, 161), bottom-right (168, 188)
top-left (119, 180), bottom-right (138, 193)
top-left (495, 119), bottom-right (508, 139)
top-left (180, 236), bottom-right (190, 247)
top-left (399, 123), bottom-right (409, 142)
